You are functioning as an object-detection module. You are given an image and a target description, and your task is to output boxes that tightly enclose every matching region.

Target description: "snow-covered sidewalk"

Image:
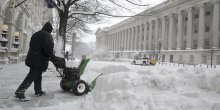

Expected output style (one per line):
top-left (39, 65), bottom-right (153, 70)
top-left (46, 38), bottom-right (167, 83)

top-left (0, 61), bottom-right (220, 110)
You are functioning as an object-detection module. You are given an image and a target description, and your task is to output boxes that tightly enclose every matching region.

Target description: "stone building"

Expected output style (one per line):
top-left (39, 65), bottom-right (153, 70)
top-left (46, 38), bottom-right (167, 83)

top-left (96, 0), bottom-right (220, 65)
top-left (0, 0), bottom-right (53, 64)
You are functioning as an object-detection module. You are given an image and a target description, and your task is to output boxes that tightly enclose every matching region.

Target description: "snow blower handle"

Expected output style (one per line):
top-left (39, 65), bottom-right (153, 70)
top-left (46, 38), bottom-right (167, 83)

top-left (52, 56), bottom-right (66, 68)
top-left (51, 56), bottom-right (66, 78)
top-left (55, 67), bottom-right (64, 78)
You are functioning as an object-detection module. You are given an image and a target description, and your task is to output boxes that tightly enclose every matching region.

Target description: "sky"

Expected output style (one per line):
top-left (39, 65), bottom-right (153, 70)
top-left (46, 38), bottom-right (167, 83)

top-left (81, 0), bottom-right (166, 44)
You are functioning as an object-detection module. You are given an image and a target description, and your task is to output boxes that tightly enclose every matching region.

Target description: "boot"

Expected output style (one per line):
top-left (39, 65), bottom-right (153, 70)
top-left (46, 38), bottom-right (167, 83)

top-left (35, 91), bottom-right (46, 96)
top-left (15, 90), bottom-right (26, 99)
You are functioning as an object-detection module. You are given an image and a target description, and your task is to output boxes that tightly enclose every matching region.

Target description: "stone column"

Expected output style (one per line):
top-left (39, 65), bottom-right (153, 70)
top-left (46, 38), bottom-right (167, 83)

top-left (139, 24), bottom-right (143, 51)
top-left (198, 4), bottom-right (205, 49)
top-left (177, 11), bottom-right (183, 50)
top-left (168, 14), bottom-right (174, 50)
top-left (111, 33), bottom-right (114, 51)
top-left (107, 36), bottom-right (109, 50)
top-left (143, 22), bottom-right (148, 51)
top-left (212, 0), bottom-right (220, 48)
top-left (113, 35), bottom-right (115, 51)
top-left (119, 31), bottom-right (122, 51)
top-left (148, 20), bottom-right (153, 50)
top-left (128, 28), bottom-right (132, 51)
top-left (123, 31), bottom-right (125, 51)
top-left (122, 31), bottom-right (124, 51)
top-left (117, 32), bottom-right (119, 51)
top-left (161, 16), bottom-right (166, 50)
top-left (0, 15), bottom-right (4, 27)
top-left (115, 33), bottom-right (118, 51)
top-left (154, 19), bottom-right (159, 50)
top-left (187, 7), bottom-right (193, 50)
top-left (110, 36), bottom-right (111, 50)
top-left (109, 35), bottom-right (111, 50)
top-left (123, 30), bottom-right (125, 51)
top-left (111, 35), bottom-right (113, 50)
top-left (134, 25), bottom-right (138, 51)
top-left (125, 29), bottom-right (128, 51)
top-left (131, 27), bottom-right (134, 51)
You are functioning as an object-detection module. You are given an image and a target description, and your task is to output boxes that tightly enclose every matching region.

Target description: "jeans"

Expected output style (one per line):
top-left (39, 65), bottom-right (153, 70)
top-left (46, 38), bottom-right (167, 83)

top-left (16, 68), bottom-right (43, 93)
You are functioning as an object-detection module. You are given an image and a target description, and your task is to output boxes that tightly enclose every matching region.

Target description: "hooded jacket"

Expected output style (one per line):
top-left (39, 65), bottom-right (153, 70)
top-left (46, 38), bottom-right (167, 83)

top-left (25, 22), bottom-right (55, 71)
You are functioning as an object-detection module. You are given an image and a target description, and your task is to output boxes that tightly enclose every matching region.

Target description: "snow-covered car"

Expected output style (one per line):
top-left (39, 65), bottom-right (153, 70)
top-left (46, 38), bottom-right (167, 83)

top-left (131, 57), bottom-right (150, 65)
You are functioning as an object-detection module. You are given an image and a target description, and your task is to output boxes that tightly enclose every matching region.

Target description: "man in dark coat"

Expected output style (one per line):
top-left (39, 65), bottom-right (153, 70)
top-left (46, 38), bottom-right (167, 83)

top-left (15, 22), bottom-right (56, 99)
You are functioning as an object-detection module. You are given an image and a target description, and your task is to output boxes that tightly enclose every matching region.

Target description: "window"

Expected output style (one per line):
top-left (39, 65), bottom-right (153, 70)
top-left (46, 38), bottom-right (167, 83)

top-left (194, 25), bottom-right (198, 33)
top-left (205, 39), bottom-right (210, 47)
top-left (202, 55), bottom-right (207, 64)
top-left (219, 37), bottom-right (220, 48)
top-left (193, 40), bottom-right (197, 49)
top-left (179, 55), bottom-right (183, 63)
top-left (185, 17), bottom-right (188, 21)
top-left (189, 55), bottom-right (194, 64)
top-left (206, 11), bottom-right (211, 16)
top-left (217, 55), bottom-right (220, 64)
top-left (184, 27), bottom-right (187, 35)
top-left (194, 14), bottom-right (199, 19)
top-left (205, 25), bottom-right (210, 32)
top-left (170, 55), bottom-right (173, 63)
top-left (162, 55), bottom-right (165, 62)
top-left (184, 41), bottom-right (186, 48)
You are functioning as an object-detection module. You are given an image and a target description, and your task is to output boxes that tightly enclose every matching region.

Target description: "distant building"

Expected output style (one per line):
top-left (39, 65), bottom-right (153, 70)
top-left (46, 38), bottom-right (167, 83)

top-left (0, 0), bottom-right (53, 62)
top-left (96, 0), bottom-right (220, 65)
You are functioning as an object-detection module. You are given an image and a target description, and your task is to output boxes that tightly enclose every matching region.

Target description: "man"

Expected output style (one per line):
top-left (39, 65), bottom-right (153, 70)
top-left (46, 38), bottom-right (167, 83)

top-left (15, 22), bottom-right (56, 99)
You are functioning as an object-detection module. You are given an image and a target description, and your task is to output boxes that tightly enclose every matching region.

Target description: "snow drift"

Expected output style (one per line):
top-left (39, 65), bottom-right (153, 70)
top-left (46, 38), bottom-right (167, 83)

top-left (1, 61), bottom-right (220, 110)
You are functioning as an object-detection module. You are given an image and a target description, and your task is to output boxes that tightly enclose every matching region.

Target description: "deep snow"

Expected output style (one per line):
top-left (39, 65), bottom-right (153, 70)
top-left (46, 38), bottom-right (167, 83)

top-left (0, 61), bottom-right (220, 110)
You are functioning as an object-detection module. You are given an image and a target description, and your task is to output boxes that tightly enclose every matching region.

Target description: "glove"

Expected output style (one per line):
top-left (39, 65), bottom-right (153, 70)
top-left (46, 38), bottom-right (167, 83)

top-left (51, 56), bottom-right (66, 68)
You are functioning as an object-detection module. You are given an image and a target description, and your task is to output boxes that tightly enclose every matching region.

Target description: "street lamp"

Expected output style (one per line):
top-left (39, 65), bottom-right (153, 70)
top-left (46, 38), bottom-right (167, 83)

top-left (12, 32), bottom-right (20, 48)
top-left (121, 47), bottom-right (124, 58)
top-left (158, 41), bottom-right (162, 62)
top-left (211, 46), bottom-right (216, 68)
top-left (0, 25), bottom-right (9, 47)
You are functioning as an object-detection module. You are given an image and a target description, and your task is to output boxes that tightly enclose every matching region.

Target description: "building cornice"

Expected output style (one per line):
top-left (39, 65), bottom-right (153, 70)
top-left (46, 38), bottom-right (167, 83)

top-left (106, 0), bottom-right (212, 32)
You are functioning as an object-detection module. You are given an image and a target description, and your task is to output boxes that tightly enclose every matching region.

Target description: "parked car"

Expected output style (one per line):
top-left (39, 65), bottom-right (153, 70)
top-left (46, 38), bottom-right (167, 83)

top-left (131, 57), bottom-right (150, 65)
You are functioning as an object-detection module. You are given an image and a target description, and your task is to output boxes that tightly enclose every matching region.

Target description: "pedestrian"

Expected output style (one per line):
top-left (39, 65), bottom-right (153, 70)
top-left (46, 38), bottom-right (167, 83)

top-left (15, 22), bottom-right (56, 100)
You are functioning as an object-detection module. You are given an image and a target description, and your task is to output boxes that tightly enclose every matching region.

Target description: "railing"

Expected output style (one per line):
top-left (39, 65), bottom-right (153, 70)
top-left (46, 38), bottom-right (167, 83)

top-left (93, 58), bottom-right (220, 69)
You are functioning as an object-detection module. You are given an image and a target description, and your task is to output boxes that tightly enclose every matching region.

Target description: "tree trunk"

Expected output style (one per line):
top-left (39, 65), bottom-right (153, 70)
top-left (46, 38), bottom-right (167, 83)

top-left (58, 10), bottom-right (69, 57)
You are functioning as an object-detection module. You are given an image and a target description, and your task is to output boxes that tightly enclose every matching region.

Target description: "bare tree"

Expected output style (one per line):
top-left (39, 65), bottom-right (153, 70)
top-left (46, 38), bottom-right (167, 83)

top-left (15, 0), bottom-right (149, 56)
top-left (55, 0), bottom-right (150, 56)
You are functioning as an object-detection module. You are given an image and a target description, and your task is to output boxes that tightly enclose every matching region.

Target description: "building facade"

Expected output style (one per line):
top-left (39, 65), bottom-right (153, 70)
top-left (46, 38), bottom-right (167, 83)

top-left (0, 0), bottom-right (53, 64)
top-left (96, 0), bottom-right (220, 65)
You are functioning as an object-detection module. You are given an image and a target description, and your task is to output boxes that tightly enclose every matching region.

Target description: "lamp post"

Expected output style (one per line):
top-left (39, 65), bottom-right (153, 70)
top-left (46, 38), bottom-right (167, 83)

top-left (12, 32), bottom-right (20, 48)
top-left (158, 41), bottom-right (162, 63)
top-left (0, 25), bottom-right (9, 47)
top-left (121, 47), bottom-right (124, 58)
top-left (210, 47), bottom-right (216, 68)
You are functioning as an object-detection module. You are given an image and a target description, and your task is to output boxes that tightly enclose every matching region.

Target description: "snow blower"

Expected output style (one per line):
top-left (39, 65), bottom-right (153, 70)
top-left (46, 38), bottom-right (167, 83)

top-left (53, 57), bottom-right (100, 96)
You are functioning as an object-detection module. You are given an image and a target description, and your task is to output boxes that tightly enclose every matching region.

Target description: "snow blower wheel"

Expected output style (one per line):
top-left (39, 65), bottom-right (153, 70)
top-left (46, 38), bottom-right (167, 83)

top-left (72, 80), bottom-right (90, 96)
top-left (60, 79), bottom-right (72, 91)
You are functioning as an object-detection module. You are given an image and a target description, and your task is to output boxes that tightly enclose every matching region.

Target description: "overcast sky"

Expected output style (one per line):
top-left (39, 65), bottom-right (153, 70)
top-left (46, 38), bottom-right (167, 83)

top-left (81, 0), bottom-right (165, 44)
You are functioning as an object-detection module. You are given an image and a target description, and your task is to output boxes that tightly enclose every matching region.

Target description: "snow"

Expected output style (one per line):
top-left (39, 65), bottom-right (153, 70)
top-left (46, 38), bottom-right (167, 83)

top-left (0, 61), bottom-right (220, 110)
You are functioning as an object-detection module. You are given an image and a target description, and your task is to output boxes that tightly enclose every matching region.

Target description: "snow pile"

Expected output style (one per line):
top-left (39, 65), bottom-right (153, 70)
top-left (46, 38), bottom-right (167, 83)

top-left (195, 68), bottom-right (220, 93)
top-left (81, 64), bottom-right (220, 110)
top-left (1, 61), bottom-right (220, 110)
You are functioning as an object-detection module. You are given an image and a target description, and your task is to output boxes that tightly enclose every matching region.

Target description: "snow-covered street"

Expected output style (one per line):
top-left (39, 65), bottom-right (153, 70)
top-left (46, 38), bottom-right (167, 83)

top-left (0, 61), bottom-right (220, 110)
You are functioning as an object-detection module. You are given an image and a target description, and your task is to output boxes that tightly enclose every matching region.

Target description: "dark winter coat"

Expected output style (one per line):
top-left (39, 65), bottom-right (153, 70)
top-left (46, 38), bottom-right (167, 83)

top-left (25, 22), bottom-right (55, 71)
